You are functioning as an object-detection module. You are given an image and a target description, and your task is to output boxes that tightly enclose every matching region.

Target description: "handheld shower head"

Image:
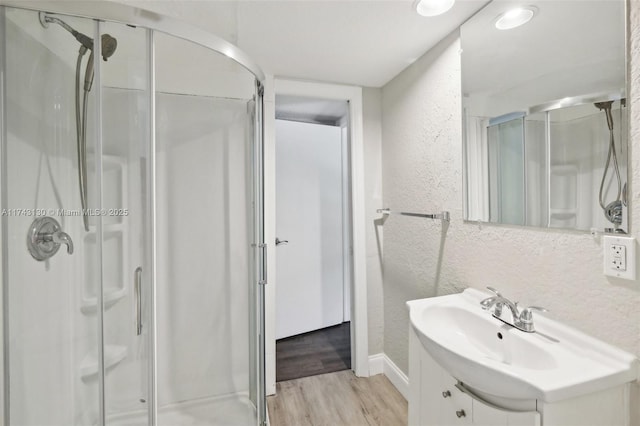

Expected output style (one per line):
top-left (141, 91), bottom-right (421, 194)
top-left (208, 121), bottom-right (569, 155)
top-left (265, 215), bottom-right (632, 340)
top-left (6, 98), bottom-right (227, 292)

top-left (40, 12), bottom-right (118, 232)
top-left (83, 35), bottom-right (118, 91)
top-left (82, 35), bottom-right (115, 91)
top-left (101, 34), bottom-right (118, 60)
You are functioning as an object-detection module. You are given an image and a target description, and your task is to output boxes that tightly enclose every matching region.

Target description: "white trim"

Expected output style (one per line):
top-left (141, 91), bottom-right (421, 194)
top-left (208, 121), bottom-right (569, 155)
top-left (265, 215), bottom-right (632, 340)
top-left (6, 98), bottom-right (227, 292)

top-left (341, 125), bottom-right (351, 323)
top-left (383, 354), bottom-right (410, 401)
top-left (266, 79), bottom-right (369, 395)
top-left (368, 353), bottom-right (385, 376)
top-left (263, 76), bottom-right (277, 396)
top-left (368, 353), bottom-right (410, 401)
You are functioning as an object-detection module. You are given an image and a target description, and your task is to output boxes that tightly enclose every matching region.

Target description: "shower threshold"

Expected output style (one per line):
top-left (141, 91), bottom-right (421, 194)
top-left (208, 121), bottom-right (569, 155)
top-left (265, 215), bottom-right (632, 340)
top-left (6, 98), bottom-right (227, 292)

top-left (107, 392), bottom-right (257, 426)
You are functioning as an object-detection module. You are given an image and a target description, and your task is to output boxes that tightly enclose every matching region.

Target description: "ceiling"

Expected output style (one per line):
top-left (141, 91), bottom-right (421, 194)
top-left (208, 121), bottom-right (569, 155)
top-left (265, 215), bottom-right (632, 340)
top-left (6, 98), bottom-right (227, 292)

top-left (122, 0), bottom-right (490, 87)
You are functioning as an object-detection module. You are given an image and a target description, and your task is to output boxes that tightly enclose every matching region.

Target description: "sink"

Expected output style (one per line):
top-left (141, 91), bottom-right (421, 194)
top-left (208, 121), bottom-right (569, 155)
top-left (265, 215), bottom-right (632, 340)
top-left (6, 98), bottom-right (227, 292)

top-left (407, 288), bottom-right (639, 403)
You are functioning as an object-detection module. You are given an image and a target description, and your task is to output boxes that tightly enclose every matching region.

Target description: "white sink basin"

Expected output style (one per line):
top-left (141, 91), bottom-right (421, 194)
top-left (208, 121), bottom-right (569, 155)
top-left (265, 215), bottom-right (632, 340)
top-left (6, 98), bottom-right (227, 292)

top-left (407, 288), bottom-right (639, 403)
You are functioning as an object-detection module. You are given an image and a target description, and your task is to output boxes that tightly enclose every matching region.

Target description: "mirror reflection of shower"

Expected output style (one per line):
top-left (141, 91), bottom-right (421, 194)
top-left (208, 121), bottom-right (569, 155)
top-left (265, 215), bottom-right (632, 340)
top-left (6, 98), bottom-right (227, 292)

top-left (39, 12), bottom-right (118, 231)
top-left (595, 99), bottom-right (625, 230)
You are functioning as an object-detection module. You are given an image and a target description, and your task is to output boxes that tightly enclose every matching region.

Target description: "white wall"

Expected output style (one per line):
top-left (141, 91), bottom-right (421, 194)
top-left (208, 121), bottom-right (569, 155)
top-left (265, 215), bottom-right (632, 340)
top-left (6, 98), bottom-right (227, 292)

top-left (380, 10), bottom-right (640, 422)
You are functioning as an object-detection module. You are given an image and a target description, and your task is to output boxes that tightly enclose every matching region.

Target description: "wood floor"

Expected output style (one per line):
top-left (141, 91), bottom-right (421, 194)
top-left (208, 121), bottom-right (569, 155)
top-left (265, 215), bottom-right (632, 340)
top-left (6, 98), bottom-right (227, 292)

top-left (276, 322), bottom-right (351, 382)
top-left (267, 370), bottom-right (408, 426)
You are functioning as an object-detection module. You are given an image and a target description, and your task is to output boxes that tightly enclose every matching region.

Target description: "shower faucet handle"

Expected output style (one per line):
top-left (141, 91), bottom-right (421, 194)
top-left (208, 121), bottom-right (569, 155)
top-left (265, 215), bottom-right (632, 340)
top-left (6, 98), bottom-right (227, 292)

top-left (48, 230), bottom-right (74, 254)
top-left (27, 217), bottom-right (74, 261)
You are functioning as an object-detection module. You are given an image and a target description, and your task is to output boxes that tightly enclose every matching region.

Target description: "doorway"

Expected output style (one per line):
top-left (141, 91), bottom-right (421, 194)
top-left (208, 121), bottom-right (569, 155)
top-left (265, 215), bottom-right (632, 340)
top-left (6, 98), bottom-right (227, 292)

top-left (274, 96), bottom-right (352, 382)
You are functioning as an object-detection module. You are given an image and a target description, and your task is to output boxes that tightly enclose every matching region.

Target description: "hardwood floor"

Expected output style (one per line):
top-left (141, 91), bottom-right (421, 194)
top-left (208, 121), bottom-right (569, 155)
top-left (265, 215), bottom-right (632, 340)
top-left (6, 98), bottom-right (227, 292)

top-left (267, 370), bottom-right (408, 426)
top-left (276, 322), bottom-right (351, 382)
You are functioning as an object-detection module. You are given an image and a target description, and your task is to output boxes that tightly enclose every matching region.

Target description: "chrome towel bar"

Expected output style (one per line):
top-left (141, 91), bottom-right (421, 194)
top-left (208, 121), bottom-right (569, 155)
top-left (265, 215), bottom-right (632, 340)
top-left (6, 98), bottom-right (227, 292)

top-left (377, 208), bottom-right (450, 222)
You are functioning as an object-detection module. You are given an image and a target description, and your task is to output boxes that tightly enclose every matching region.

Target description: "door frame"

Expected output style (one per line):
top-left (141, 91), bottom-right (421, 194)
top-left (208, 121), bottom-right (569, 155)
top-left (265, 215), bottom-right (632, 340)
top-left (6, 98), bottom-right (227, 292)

top-left (265, 79), bottom-right (368, 394)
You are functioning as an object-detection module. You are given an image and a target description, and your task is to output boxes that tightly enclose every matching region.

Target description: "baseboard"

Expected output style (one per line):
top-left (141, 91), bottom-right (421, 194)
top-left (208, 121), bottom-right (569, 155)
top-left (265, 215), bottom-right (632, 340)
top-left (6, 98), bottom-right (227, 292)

top-left (368, 353), bottom-right (409, 400)
top-left (368, 353), bottom-right (385, 376)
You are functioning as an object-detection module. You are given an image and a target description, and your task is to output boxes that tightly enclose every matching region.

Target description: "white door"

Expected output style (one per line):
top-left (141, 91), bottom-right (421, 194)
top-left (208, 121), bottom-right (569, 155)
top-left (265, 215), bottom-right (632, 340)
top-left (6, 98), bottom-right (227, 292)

top-left (275, 119), bottom-right (345, 339)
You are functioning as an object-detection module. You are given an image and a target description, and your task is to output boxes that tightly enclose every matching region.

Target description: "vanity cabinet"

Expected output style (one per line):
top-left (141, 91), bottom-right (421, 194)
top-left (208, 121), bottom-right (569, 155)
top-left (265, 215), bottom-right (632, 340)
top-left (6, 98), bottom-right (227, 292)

top-left (409, 328), bottom-right (539, 426)
top-left (409, 328), bottom-right (630, 426)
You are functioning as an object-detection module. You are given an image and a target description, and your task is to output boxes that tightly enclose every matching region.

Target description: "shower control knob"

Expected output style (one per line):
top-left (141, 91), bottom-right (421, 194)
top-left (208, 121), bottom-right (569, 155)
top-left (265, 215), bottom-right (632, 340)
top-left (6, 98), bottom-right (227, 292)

top-left (27, 217), bottom-right (74, 261)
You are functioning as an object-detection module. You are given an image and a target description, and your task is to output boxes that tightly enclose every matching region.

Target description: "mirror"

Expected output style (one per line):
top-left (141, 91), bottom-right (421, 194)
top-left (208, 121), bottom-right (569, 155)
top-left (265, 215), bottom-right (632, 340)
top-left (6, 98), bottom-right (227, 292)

top-left (461, 0), bottom-right (627, 232)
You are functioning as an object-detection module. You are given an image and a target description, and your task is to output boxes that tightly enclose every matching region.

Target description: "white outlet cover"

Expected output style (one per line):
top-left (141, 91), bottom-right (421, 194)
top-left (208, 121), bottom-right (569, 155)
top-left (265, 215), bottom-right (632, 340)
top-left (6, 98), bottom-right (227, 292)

top-left (603, 235), bottom-right (636, 280)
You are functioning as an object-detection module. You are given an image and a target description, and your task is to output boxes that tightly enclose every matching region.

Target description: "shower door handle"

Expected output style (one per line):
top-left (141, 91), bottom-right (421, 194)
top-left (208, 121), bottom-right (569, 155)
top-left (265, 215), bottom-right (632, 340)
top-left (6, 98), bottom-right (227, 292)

top-left (134, 267), bottom-right (142, 336)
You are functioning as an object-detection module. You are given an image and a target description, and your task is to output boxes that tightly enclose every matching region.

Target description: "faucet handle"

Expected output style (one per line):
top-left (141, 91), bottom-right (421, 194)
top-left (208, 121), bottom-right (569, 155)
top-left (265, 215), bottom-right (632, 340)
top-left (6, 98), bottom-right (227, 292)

top-left (52, 231), bottom-right (74, 254)
top-left (486, 286), bottom-right (502, 297)
top-left (28, 217), bottom-right (75, 261)
top-left (519, 306), bottom-right (548, 322)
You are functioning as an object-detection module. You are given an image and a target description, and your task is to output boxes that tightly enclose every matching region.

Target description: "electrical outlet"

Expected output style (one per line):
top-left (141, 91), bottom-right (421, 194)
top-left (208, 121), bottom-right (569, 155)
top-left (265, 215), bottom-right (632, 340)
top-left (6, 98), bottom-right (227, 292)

top-left (603, 236), bottom-right (635, 280)
top-left (610, 245), bottom-right (626, 271)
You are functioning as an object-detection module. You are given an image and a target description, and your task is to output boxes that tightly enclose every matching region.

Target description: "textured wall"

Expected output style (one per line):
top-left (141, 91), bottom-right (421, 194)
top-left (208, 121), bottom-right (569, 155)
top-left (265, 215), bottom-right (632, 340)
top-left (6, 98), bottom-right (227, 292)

top-left (381, 12), bottom-right (640, 386)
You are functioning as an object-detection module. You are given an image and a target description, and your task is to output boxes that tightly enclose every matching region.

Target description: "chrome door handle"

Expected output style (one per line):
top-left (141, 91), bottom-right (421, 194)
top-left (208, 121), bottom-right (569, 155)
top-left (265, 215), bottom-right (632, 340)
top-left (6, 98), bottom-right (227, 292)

top-left (134, 267), bottom-right (142, 336)
top-left (275, 238), bottom-right (288, 246)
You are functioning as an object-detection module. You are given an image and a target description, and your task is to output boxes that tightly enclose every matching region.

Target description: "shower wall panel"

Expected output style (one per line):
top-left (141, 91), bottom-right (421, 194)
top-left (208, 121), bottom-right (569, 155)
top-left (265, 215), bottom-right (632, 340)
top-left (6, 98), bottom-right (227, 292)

top-left (155, 94), bottom-right (253, 409)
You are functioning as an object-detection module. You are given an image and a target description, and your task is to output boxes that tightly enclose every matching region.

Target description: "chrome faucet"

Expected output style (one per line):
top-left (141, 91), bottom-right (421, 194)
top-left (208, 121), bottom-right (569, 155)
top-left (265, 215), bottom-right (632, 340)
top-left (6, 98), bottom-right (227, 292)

top-left (41, 229), bottom-right (74, 254)
top-left (480, 287), bottom-right (548, 333)
top-left (27, 217), bottom-right (74, 261)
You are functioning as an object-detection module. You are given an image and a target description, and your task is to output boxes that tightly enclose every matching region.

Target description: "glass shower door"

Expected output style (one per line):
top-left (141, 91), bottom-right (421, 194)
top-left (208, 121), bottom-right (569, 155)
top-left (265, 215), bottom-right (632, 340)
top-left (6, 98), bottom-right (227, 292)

top-left (153, 31), bottom-right (261, 426)
top-left (1, 9), bottom-right (154, 425)
top-left (98, 21), bottom-right (153, 426)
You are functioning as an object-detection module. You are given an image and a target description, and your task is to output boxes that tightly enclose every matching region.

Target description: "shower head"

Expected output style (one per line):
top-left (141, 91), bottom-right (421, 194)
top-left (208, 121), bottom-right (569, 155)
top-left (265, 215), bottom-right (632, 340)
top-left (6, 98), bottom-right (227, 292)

top-left (82, 35), bottom-right (118, 91)
top-left (82, 35), bottom-right (117, 92)
top-left (101, 34), bottom-right (118, 60)
top-left (40, 13), bottom-right (118, 61)
top-left (595, 101), bottom-right (614, 131)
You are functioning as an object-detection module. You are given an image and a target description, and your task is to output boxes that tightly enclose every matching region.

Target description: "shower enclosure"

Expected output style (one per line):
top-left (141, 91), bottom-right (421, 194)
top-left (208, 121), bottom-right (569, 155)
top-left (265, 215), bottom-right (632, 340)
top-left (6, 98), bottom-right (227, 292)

top-left (0, 2), bottom-right (266, 425)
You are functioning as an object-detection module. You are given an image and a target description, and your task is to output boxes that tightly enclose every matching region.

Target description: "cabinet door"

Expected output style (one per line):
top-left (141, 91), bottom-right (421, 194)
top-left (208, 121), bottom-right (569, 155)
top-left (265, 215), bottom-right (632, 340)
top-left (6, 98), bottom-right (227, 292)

top-left (439, 377), bottom-right (472, 425)
top-left (472, 397), bottom-right (540, 426)
top-left (414, 341), bottom-right (471, 425)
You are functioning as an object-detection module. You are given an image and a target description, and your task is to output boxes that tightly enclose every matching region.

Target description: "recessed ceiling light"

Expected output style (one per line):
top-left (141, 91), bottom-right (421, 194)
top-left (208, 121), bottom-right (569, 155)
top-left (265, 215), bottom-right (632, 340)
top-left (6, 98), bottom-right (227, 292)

top-left (495, 7), bottom-right (537, 30)
top-left (413, 0), bottom-right (455, 17)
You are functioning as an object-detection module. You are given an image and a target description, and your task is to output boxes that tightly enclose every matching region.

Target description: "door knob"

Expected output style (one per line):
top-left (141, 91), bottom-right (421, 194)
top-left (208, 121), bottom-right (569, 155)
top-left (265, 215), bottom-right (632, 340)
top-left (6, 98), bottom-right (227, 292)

top-left (275, 238), bottom-right (288, 246)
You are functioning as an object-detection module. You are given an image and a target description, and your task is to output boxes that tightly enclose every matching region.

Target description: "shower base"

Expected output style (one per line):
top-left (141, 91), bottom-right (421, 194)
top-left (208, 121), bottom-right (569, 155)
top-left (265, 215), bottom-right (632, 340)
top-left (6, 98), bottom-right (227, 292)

top-left (108, 392), bottom-right (257, 426)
